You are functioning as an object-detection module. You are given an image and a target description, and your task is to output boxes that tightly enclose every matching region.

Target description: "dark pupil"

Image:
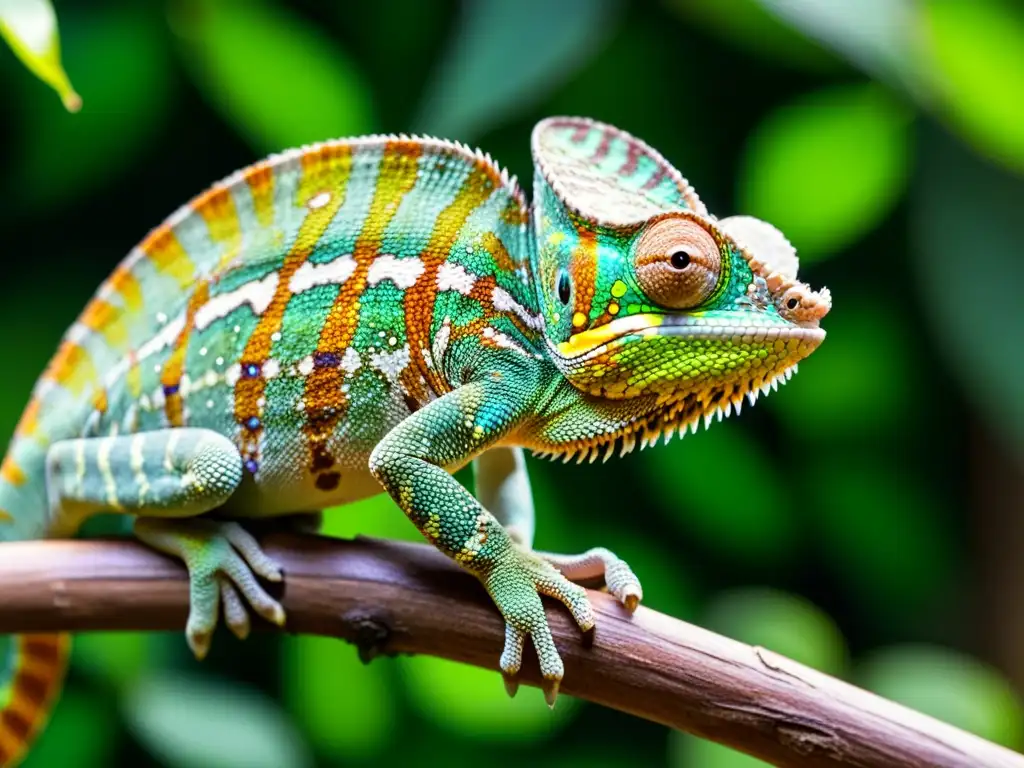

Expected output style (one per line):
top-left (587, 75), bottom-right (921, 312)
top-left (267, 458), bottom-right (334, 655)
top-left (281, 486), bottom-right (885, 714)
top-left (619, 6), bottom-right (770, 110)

top-left (670, 250), bottom-right (691, 269)
top-left (557, 270), bottom-right (571, 304)
top-left (786, 297), bottom-right (799, 310)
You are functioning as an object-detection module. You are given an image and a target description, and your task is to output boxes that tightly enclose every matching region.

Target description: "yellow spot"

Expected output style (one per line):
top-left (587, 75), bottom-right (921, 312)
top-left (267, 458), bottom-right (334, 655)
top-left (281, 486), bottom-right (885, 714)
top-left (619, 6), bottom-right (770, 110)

top-left (608, 302), bottom-right (620, 315)
top-left (473, 425), bottom-right (484, 439)
top-left (552, 312), bottom-right (560, 323)
top-left (0, 458), bottom-right (26, 486)
top-left (547, 231), bottom-right (566, 245)
top-left (611, 280), bottom-right (627, 298)
top-left (572, 311), bottom-right (587, 328)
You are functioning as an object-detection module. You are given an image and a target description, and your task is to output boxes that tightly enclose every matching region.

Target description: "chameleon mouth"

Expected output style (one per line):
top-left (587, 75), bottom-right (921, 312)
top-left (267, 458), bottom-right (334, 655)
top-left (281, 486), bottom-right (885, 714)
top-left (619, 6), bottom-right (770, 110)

top-left (553, 312), bottom-right (826, 362)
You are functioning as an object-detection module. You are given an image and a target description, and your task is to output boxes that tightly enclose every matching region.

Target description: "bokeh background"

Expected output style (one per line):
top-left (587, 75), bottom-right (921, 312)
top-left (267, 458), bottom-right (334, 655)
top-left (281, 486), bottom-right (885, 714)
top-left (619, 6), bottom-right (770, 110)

top-left (2, 0), bottom-right (1024, 766)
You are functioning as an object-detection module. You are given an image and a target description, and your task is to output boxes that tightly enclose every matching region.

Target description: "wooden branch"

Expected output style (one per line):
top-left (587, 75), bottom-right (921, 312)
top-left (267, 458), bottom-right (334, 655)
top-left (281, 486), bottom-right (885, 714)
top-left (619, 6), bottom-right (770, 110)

top-left (0, 535), bottom-right (1020, 768)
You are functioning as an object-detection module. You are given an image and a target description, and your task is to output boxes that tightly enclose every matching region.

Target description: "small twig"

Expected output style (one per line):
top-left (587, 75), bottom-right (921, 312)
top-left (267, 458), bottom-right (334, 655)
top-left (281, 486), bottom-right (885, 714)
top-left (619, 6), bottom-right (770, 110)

top-left (0, 534), bottom-right (1020, 768)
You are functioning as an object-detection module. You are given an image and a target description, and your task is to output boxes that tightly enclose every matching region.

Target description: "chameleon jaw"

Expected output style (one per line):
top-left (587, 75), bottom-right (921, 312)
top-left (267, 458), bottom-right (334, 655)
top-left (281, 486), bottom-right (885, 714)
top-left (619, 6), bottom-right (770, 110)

top-left (531, 361), bottom-right (804, 465)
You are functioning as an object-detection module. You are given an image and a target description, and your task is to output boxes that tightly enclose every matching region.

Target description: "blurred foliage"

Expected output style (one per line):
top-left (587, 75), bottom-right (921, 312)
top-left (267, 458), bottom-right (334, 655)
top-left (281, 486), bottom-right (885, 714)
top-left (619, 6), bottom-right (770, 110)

top-left (2, 0), bottom-right (1024, 766)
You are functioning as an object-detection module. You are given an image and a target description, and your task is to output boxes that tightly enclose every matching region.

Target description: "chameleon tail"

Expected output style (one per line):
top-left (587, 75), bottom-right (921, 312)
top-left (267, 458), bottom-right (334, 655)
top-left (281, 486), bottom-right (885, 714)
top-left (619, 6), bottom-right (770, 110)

top-left (0, 633), bottom-right (71, 767)
top-left (0, 413), bottom-right (72, 766)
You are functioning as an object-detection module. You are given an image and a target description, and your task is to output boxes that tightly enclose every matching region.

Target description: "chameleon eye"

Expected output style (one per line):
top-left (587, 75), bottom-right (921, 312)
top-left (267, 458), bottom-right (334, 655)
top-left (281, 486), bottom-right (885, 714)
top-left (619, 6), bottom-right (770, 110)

top-left (633, 217), bottom-right (721, 309)
top-left (557, 269), bottom-right (572, 304)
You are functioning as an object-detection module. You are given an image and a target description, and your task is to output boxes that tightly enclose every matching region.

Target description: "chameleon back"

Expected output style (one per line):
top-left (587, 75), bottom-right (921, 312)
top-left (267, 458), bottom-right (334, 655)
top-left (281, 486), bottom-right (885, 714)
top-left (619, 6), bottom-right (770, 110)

top-left (0, 134), bottom-right (536, 766)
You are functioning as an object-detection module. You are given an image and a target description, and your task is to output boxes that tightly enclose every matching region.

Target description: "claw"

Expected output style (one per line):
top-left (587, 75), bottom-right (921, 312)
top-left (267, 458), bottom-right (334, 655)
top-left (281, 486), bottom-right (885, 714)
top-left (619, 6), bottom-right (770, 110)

top-left (623, 590), bottom-right (641, 614)
top-left (542, 677), bottom-right (560, 709)
top-left (220, 580), bottom-right (251, 640)
top-left (186, 627), bottom-right (212, 661)
top-left (502, 672), bottom-right (520, 699)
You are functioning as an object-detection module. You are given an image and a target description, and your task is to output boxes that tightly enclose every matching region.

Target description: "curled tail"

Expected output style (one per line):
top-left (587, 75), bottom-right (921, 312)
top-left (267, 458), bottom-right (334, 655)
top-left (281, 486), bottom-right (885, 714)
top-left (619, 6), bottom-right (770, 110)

top-left (0, 402), bottom-right (73, 767)
top-left (0, 634), bottom-right (70, 767)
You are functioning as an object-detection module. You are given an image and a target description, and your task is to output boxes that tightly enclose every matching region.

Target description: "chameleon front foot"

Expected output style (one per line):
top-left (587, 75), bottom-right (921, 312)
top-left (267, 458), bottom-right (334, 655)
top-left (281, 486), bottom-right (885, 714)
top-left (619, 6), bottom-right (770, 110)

top-left (485, 544), bottom-right (595, 707)
top-left (133, 517), bottom-right (285, 659)
top-left (541, 547), bottom-right (643, 613)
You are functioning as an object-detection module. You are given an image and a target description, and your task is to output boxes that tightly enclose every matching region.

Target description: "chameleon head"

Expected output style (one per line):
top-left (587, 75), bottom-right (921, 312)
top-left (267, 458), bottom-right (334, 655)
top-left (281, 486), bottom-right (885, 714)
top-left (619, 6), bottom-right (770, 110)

top-left (530, 117), bottom-right (831, 441)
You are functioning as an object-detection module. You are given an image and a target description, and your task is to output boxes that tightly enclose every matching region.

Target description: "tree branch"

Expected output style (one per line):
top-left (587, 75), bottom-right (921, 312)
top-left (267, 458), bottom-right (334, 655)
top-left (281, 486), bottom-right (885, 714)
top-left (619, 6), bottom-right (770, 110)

top-left (0, 534), bottom-right (1020, 768)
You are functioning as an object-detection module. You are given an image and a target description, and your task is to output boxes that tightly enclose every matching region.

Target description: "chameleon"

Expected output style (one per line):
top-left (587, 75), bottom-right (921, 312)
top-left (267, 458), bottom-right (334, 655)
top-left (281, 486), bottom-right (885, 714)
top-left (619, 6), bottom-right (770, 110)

top-left (0, 116), bottom-right (829, 765)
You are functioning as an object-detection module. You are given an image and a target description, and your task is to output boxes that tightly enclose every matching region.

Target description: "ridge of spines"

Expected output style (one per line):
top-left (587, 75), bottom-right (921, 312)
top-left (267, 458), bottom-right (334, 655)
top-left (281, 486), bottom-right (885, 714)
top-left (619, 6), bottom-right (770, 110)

top-left (529, 365), bottom-right (798, 465)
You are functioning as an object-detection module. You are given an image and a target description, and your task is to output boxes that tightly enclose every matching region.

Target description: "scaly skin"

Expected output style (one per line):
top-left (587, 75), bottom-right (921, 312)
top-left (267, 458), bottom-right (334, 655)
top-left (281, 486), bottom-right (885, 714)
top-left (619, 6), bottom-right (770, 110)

top-left (0, 117), bottom-right (830, 766)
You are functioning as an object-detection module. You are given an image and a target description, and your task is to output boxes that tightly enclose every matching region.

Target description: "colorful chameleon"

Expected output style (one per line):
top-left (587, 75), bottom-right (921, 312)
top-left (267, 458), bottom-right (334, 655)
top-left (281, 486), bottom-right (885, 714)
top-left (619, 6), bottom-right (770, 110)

top-left (0, 117), bottom-right (830, 765)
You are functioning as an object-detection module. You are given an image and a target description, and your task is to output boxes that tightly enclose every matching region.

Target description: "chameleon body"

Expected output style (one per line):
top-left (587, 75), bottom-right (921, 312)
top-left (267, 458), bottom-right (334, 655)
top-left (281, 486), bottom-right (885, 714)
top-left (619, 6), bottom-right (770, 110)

top-left (0, 117), bottom-right (829, 765)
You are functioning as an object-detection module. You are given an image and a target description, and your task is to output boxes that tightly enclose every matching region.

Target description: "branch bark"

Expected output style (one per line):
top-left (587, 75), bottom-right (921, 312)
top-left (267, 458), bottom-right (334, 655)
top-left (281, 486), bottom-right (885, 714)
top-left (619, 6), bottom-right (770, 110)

top-left (0, 534), bottom-right (1020, 768)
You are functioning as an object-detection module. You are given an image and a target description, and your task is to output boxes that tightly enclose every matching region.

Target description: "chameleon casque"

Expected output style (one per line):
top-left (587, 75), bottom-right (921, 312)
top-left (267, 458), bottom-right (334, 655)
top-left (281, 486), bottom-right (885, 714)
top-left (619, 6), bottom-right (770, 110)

top-left (0, 116), bottom-right (830, 765)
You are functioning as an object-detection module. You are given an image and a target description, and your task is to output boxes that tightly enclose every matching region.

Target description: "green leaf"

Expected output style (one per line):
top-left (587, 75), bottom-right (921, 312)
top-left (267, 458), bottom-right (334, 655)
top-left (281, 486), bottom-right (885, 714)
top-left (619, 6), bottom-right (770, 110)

top-left (752, 0), bottom-right (926, 97)
top-left (737, 82), bottom-right (912, 261)
top-left (10, 8), bottom-right (173, 209)
top-left (918, 0), bottom-right (1024, 174)
top-left (174, 0), bottom-right (374, 153)
top-left (701, 587), bottom-right (848, 676)
top-left (283, 636), bottom-right (395, 760)
top-left (640, 420), bottom-right (798, 566)
top-left (123, 671), bottom-right (313, 768)
top-left (667, 0), bottom-right (839, 73)
top-left (414, 0), bottom-right (620, 141)
top-left (399, 656), bottom-right (580, 740)
top-left (22, 688), bottom-right (117, 768)
top-left (765, 296), bottom-right (919, 440)
top-left (858, 645), bottom-right (1024, 748)
top-left (910, 126), bottom-right (1024, 451)
top-left (0, 0), bottom-right (80, 110)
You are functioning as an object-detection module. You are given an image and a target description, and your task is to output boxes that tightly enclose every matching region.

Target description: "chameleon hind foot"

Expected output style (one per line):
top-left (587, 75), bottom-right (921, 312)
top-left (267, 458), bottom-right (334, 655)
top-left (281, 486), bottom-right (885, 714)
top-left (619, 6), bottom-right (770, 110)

top-left (133, 517), bottom-right (285, 659)
top-left (485, 543), bottom-right (595, 707)
top-left (540, 547), bottom-right (643, 613)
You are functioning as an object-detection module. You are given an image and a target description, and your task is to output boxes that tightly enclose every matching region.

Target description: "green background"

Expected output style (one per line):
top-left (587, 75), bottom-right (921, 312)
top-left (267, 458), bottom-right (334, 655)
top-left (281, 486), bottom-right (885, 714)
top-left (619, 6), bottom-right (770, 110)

top-left (2, 0), bottom-right (1024, 765)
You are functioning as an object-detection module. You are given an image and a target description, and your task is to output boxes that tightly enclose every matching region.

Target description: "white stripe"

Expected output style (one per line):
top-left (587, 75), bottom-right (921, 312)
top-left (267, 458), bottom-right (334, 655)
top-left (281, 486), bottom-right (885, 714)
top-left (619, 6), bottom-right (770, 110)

top-left (491, 287), bottom-right (543, 330)
top-left (131, 433), bottom-right (149, 504)
top-left (367, 255), bottom-right (424, 289)
top-left (437, 262), bottom-right (476, 295)
top-left (289, 255), bottom-right (356, 293)
top-left (136, 314), bottom-right (185, 361)
top-left (195, 272), bottom-right (279, 330)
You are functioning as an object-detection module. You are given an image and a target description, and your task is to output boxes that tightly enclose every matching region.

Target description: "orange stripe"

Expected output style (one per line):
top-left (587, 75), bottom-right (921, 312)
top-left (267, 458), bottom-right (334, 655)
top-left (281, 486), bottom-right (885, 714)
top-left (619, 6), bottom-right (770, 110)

top-left (79, 298), bottom-right (128, 348)
top-left (106, 263), bottom-right (144, 313)
top-left (44, 341), bottom-right (96, 394)
top-left (161, 281), bottom-right (210, 427)
top-left (234, 144), bottom-right (354, 469)
top-left (570, 225), bottom-right (598, 330)
top-left (244, 163), bottom-right (275, 229)
top-left (193, 184), bottom-right (243, 270)
top-left (140, 226), bottom-right (196, 289)
top-left (403, 157), bottom-right (499, 398)
top-left (0, 633), bottom-right (70, 768)
top-left (302, 141), bottom-right (422, 477)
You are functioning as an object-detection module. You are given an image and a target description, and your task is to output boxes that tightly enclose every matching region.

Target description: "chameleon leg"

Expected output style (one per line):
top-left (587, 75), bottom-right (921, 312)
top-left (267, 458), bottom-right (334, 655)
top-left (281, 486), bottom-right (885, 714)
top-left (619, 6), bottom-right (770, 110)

top-left (475, 447), bottom-right (643, 611)
top-left (44, 428), bottom-right (285, 658)
top-left (370, 379), bottom-right (592, 705)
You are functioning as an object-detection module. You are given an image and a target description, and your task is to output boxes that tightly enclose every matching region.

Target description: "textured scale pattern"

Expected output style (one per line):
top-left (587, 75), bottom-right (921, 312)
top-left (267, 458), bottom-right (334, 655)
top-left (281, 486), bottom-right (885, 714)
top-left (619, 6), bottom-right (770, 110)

top-left (0, 117), bottom-right (830, 766)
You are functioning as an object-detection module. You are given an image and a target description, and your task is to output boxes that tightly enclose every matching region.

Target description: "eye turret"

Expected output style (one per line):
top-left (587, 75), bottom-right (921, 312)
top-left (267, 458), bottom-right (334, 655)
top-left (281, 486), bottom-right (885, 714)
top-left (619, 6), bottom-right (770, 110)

top-left (632, 217), bottom-right (722, 310)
